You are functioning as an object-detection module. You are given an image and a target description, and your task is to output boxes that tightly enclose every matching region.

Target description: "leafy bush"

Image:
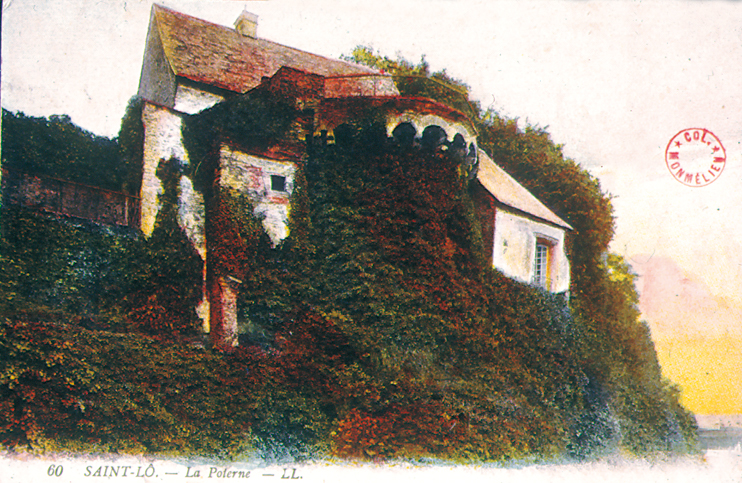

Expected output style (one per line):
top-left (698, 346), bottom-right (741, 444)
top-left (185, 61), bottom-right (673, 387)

top-left (0, 206), bottom-right (139, 327)
top-left (0, 317), bottom-right (256, 454)
top-left (124, 157), bottom-right (202, 336)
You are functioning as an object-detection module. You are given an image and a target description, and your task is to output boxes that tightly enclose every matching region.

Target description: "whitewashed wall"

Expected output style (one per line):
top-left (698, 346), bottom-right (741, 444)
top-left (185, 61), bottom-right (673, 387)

top-left (174, 84), bottom-right (225, 115)
top-left (140, 103), bottom-right (206, 259)
top-left (219, 145), bottom-right (297, 246)
top-left (492, 208), bottom-right (570, 293)
top-left (141, 103), bottom-right (185, 236)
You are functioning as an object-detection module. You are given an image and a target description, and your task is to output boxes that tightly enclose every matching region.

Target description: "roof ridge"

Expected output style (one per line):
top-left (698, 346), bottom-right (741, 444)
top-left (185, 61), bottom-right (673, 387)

top-left (251, 35), bottom-right (379, 74)
top-left (152, 4), bottom-right (379, 76)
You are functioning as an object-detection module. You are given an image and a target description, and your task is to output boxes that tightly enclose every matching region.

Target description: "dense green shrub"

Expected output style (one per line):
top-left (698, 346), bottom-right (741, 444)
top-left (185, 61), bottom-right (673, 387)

top-left (117, 97), bottom-right (146, 195)
top-left (215, 127), bottom-right (587, 460)
top-left (0, 317), bottom-right (256, 454)
top-left (124, 157), bottom-right (203, 336)
top-left (0, 206), bottom-right (139, 327)
top-left (477, 118), bottom-right (697, 456)
top-left (0, 157), bottom-right (202, 337)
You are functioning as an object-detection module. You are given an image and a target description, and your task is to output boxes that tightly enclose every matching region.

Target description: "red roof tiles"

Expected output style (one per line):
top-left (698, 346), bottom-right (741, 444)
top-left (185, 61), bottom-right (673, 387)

top-left (152, 4), bottom-right (378, 94)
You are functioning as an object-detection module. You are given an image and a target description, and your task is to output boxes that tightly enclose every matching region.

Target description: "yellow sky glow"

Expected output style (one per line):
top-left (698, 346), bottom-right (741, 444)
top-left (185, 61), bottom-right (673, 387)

top-left (655, 337), bottom-right (742, 414)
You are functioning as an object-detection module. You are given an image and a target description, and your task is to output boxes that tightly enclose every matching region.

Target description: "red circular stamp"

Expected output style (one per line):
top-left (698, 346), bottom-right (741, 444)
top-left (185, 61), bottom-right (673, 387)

top-left (665, 128), bottom-right (726, 187)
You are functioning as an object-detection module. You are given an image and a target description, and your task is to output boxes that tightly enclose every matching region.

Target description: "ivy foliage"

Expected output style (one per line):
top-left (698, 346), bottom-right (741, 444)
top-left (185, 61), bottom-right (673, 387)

top-left (281, 133), bottom-right (586, 459)
top-left (474, 107), bottom-right (696, 457)
top-left (0, 47), bottom-right (697, 460)
top-left (0, 202), bottom-right (222, 455)
top-left (0, 201), bottom-right (253, 454)
top-left (342, 47), bottom-right (698, 456)
top-left (0, 316), bottom-right (257, 455)
top-left (124, 157), bottom-right (203, 336)
top-left (0, 206), bottom-right (139, 327)
top-left (117, 97), bottom-right (146, 195)
top-left (182, 90), bottom-right (302, 194)
top-left (0, 152), bottom-right (201, 337)
top-left (190, 122), bottom-right (591, 460)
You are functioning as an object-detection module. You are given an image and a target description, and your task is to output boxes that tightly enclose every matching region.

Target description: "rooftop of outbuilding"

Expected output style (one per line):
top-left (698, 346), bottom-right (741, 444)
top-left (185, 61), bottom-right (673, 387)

top-left (476, 149), bottom-right (572, 230)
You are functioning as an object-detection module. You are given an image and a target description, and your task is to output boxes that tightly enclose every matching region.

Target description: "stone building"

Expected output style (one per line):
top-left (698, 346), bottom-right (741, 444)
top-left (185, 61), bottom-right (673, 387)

top-left (135, 4), bottom-right (572, 348)
top-left (473, 151), bottom-right (572, 294)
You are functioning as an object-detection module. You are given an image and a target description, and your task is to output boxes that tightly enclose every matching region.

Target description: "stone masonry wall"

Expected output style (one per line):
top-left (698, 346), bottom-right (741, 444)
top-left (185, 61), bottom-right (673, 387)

top-left (141, 102), bottom-right (209, 330)
top-left (219, 144), bottom-right (297, 246)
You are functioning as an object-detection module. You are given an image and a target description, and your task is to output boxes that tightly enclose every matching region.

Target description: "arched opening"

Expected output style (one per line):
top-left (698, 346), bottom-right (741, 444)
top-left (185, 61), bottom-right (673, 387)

top-left (421, 125), bottom-right (448, 151)
top-left (392, 122), bottom-right (417, 147)
top-left (450, 133), bottom-right (467, 160)
top-left (358, 122), bottom-right (388, 150)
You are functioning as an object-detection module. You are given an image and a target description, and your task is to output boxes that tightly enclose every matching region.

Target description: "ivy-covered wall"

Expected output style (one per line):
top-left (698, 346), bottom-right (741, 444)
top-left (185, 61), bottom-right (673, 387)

top-left (0, 114), bottom-right (697, 460)
top-left (0, 50), bottom-right (697, 460)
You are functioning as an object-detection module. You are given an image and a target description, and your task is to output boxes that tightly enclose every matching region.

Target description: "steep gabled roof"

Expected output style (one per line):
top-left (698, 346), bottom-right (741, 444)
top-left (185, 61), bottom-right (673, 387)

top-left (476, 149), bottom-right (572, 230)
top-left (151, 4), bottom-right (378, 94)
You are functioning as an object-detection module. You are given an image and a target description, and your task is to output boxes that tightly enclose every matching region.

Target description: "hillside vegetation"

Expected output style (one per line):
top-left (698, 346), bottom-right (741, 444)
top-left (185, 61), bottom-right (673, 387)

top-left (2, 107), bottom-right (142, 195)
top-left (0, 51), bottom-right (696, 460)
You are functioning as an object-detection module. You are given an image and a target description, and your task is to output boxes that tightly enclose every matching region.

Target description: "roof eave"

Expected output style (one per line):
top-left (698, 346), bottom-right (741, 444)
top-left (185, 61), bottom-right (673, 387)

top-left (494, 198), bottom-right (573, 231)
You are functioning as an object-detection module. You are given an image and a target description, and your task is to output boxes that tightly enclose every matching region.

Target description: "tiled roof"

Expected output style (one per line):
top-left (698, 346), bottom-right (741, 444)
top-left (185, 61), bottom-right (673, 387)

top-left (152, 4), bottom-right (378, 94)
top-left (476, 149), bottom-right (572, 230)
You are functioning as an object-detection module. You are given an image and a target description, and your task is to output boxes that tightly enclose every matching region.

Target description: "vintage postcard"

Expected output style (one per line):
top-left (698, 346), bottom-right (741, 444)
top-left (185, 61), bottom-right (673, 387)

top-left (1, 1), bottom-right (740, 481)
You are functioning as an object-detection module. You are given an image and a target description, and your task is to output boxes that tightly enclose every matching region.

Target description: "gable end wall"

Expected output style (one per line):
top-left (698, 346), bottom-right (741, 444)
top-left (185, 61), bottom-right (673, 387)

top-left (138, 12), bottom-right (177, 107)
top-left (492, 208), bottom-right (570, 293)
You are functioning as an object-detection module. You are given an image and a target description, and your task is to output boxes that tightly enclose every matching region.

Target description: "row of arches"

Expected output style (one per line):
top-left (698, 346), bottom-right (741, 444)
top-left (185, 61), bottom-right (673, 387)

top-left (319, 121), bottom-right (479, 179)
top-left (327, 121), bottom-right (477, 154)
top-left (392, 123), bottom-right (478, 178)
top-left (392, 122), bottom-right (475, 155)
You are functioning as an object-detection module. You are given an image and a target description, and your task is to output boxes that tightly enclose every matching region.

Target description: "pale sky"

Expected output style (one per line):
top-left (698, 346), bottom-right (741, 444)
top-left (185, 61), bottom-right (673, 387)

top-left (3, 0), bottom-right (742, 411)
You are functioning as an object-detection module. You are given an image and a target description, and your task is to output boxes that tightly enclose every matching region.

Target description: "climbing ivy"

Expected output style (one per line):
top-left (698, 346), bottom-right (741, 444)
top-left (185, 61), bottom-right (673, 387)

top-left (344, 48), bottom-right (698, 457)
top-left (0, 48), bottom-right (697, 460)
top-left (117, 97), bottom-right (146, 195)
top-left (124, 157), bottom-right (203, 336)
top-left (182, 90), bottom-right (302, 194)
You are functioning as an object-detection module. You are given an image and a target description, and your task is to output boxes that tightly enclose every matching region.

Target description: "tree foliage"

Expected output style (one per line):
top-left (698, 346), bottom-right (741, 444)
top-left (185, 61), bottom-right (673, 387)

top-left (1, 109), bottom-right (139, 194)
top-left (342, 46), bottom-right (479, 119)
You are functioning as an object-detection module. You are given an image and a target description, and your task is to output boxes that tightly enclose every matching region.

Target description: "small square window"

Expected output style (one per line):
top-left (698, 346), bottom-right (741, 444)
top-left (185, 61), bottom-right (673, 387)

top-left (271, 175), bottom-right (286, 192)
